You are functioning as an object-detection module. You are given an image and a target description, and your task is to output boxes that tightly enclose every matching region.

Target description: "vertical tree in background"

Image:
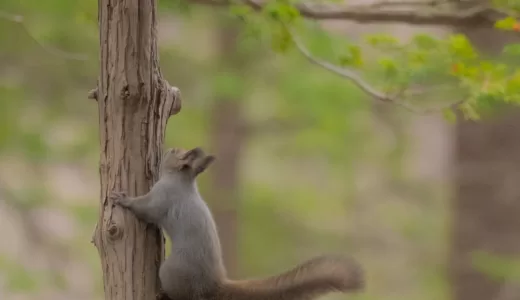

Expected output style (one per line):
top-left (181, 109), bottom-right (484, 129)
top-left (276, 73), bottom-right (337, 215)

top-left (90, 0), bottom-right (180, 299)
top-left (208, 16), bottom-right (252, 277)
top-left (453, 108), bottom-right (520, 300)
top-left (451, 4), bottom-right (520, 299)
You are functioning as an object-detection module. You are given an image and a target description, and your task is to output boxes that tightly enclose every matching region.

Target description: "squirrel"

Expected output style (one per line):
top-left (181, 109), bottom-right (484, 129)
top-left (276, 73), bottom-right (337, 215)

top-left (110, 147), bottom-right (364, 300)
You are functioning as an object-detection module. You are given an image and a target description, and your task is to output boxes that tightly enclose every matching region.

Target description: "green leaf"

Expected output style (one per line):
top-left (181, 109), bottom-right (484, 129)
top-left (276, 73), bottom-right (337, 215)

top-left (378, 57), bottom-right (399, 78)
top-left (408, 51), bottom-right (427, 65)
top-left (411, 34), bottom-right (439, 50)
top-left (479, 61), bottom-right (495, 73)
top-left (338, 45), bottom-right (363, 67)
top-left (442, 107), bottom-right (457, 123)
top-left (448, 34), bottom-right (477, 59)
top-left (505, 71), bottom-right (520, 98)
top-left (263, 3), bottom-right (300, 23)
top-left (365, 34), bottom-right (401, 50)
top-left (495, 16), bottom-right (518, 30)
top-left (459, 101), bottom-right (480, 120)
top-left (271, 26), bottom-right (292, 53)
top-left (475, 91), bottom-right (503, 109)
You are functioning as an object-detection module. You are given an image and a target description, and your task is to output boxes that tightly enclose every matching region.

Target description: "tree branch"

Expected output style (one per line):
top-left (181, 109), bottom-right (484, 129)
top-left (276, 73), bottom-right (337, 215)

top-left (358, 0), bottom-right (453, 9)
top-left (286, 27), bottom-right (463, 114)
top-left (190, 0), bottom-right (502, 27)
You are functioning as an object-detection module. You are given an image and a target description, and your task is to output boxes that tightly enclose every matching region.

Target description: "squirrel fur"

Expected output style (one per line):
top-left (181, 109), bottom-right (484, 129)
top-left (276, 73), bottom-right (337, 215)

top-left (111, 147), bottom-right (364, 300)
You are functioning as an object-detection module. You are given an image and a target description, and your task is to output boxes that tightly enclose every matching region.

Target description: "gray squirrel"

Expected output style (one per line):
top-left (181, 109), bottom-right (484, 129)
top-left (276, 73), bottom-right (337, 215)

top-left (110, 147), bottom-right (364, 300)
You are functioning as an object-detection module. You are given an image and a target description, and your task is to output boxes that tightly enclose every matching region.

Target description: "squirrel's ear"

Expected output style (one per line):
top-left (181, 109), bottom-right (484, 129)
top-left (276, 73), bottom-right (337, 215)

top-left (181, 147), bottom-right (204, 161)
top-left (194, 155), bottom-right (215, 176)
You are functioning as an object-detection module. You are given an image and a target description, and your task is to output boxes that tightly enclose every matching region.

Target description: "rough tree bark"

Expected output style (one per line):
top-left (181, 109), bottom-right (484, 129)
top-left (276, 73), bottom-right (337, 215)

top-left (90, 0), bottom-right (181, 299)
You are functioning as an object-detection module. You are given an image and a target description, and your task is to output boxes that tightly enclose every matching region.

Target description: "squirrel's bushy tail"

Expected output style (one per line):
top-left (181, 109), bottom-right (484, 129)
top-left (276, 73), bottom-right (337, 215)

top-left (217, 255), bottom-right (364, 300)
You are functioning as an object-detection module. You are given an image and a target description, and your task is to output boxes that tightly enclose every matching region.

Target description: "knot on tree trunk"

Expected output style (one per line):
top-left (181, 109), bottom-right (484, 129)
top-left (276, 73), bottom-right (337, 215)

top-left (107, 223), bottom-right (123, 241)
top-left (88, 87), bottom-right (98, 101)
top-left (158, 78), bottom-right (181, 117)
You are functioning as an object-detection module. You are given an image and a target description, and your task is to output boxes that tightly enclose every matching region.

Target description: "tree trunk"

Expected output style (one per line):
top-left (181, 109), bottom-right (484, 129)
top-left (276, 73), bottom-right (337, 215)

top-left (453, 111), bottom-right (520, 300)
top-left (209, 99), bottom-right (245, 278)
top-left (91, 0), bottom-right (181, 299)
top-left (451, 7), bottom-right (520, 300)
top-left (208, 18), bottom-right (248, 278)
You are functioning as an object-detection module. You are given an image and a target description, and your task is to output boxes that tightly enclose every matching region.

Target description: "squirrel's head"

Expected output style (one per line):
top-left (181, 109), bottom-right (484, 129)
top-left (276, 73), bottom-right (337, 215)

top-left (160, 147), bottom-right (215, 179)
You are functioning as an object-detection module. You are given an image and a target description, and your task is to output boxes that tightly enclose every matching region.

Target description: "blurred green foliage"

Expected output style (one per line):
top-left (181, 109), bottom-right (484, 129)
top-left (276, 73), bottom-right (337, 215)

top-left (228, 0), bottom-right (520, 119)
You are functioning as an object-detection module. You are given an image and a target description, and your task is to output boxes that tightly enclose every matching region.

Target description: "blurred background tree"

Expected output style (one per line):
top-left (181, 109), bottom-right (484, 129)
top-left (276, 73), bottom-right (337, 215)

top-left (1, 0), bottom-right (520, 300)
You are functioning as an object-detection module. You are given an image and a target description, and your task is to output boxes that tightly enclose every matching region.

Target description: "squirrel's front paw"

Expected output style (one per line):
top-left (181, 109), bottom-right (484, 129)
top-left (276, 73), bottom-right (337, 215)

top-left (110, 191), bottom-right (130, 207)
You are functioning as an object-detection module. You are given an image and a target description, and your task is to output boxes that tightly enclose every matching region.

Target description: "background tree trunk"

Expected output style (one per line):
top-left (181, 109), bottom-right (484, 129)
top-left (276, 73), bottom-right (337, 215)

top-left (92, 0), bottom-right (181, 299)
top-left (451, 5), bottom-right (520, 299)
top-left (209, 99), bottom-right (245, 278)
top-left (208, 17), bottom-right (248, 278)
top-left (453, 110), bottom-right (520, 300)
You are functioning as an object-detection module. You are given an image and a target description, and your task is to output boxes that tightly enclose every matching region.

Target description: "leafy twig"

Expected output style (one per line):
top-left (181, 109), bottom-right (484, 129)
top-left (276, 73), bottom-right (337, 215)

top-left (285, 26), bottom-right (464, 114)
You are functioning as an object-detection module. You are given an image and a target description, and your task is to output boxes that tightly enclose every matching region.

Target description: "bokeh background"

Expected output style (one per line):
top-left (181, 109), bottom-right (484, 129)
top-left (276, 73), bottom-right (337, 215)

top-left (1, 1), bottom-right (519, 300)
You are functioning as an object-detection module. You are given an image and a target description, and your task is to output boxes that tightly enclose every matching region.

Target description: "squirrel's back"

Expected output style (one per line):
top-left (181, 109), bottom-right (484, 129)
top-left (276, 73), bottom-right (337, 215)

top-left (159, 183), bottom-right (227, 290)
